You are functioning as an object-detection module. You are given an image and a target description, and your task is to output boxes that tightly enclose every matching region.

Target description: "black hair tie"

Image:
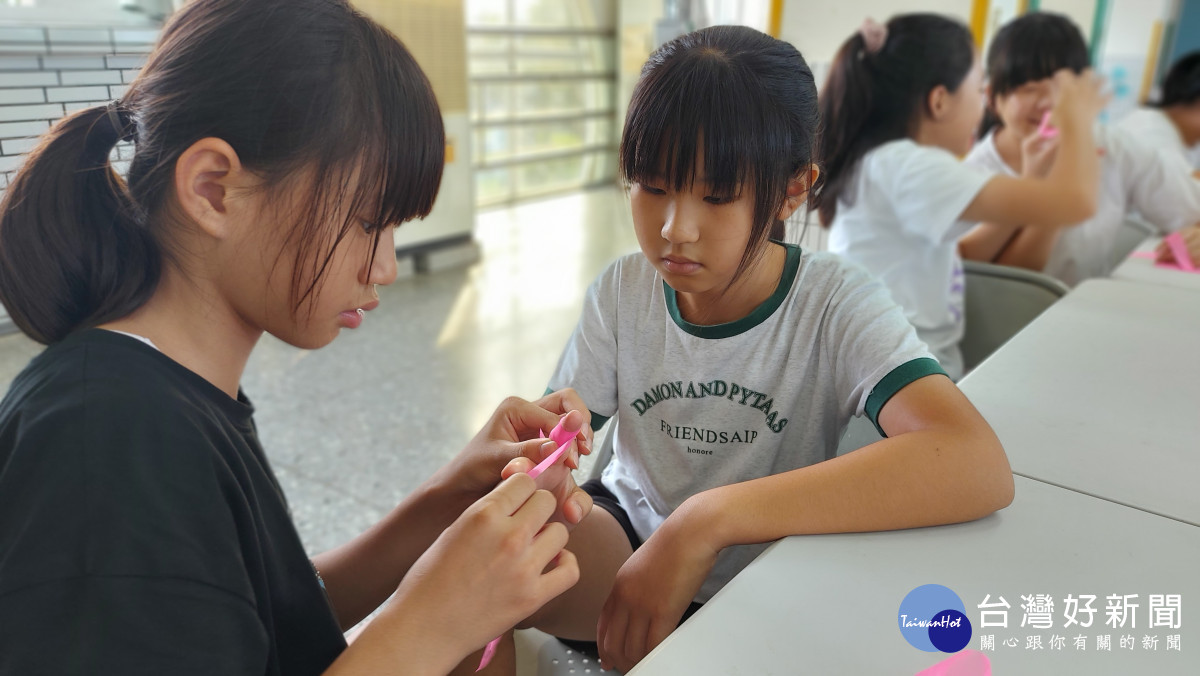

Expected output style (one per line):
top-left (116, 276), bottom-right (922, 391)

top-left (105, 101), bottom-right (137, 144)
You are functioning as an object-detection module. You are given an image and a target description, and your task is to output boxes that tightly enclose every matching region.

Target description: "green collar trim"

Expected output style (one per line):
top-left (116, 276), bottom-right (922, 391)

top-left (664, 242), bottom-right (802, 339)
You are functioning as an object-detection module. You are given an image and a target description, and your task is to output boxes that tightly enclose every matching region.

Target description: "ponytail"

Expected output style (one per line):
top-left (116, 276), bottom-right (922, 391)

top-left (0, 104), bottom-right (159, 344)
top-left (815, 32), bottom-right (879, 227)
top-left (813, 14), bottom-right (975, 226)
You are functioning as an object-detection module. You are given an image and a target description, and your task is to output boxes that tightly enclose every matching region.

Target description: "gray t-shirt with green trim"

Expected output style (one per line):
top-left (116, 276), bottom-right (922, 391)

top-left (548, 244), bottom-right (944, 601)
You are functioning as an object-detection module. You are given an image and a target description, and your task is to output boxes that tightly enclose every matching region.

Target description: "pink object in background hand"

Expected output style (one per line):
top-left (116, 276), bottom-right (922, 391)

top-left (915, 649), bottom-right (992, 676)
top-left (1163, 231), bottom-right (1198, 272)
top-left (1131, 232), bottom-right (1200, 273)
top-left (477, 415), bottom-right (579, 671)
top-left (1037, 111), bottom-right (1059, 139)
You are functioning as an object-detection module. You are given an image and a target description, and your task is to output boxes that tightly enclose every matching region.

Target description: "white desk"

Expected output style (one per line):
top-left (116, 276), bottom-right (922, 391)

top-left (958, 279), bottom-right (1200, 526)
top-left (630, 478), bottom-right (1200, 675)
top-left (1111, 237), bottom-right (1200, 292)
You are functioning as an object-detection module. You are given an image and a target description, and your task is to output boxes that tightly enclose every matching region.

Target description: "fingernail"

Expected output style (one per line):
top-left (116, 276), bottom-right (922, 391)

top-left (541, 440), bottom-right (557, 455)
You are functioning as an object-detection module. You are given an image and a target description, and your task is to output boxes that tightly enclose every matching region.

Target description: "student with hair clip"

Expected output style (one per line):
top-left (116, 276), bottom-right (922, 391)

top-left (0, 1), bottom-right (593, 674)
top-left (961, 13), bottom-right (1200, 282)
top-left (816, 13), bottom-right (1106, 380)
top-left (479, 25), bottom-right (1015, 675)
top-left (1117, 50), bottom-right (1200, 174)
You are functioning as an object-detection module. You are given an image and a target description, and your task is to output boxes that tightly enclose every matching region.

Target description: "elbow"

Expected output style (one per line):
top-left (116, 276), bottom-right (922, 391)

top-left (971, 433), bottom-right (1015, 517)
top-left (952, 429), bottom-right (1014, 521)
top-left (1063, 186), bottom-right (1098, 225)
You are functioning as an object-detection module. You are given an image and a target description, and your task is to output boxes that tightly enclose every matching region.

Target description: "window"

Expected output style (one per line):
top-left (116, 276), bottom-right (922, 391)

top-left (467, 0), bottom-right (617, 206)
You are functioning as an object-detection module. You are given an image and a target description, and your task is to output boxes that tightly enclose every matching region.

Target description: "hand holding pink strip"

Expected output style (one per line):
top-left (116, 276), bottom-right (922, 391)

top-left (477, 415), bottom-right (581, 671)
top-left (1037, 110), bottom-right (1059, 139)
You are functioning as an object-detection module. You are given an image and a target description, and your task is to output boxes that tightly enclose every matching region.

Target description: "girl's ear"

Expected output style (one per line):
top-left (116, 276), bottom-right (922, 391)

top-left (776, 165), bottom-right (821, 221)
top-left (926, 84), bottom-right (951, 120)
top-left (172, 137), bottom-right (246, 241)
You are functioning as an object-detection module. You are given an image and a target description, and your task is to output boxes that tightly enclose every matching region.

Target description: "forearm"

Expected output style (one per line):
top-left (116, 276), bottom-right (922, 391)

top-left (992, 225), bottom-right (1062, 271)
top-left (1038, 116), bottom-right (1099, 224)
top-left (959, 223), bottom-right (1020, 262)
top-left (686, 424), bottom-right (1013, 551)
top-left (314, 474), bottom-right (481, 629)
top-left (321, 594), bottom-right (464, 676)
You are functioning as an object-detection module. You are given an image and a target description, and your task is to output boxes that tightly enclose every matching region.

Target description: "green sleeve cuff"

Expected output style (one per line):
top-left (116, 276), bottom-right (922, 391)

top-left (544, 386), bottom-right (610, 431)
top-left (864, 357), bottom-right (947, 437)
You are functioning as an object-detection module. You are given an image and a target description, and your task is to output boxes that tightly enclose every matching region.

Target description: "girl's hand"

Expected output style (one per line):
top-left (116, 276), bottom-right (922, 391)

top-left (1020, 131), bottom-right (1059, 179)
top-left (596, 511), bottom-right (721, 672)
top-left (1051, 68), bottom-right (1108, 130)
top-left (1155, 224), bottom-right (1200, 266)
top-left (501, 416), bottom-right (594, 527)
top-left (388, 473), bottom-right (580, 663)
top-left (439, 391), bottom-right (593, 504)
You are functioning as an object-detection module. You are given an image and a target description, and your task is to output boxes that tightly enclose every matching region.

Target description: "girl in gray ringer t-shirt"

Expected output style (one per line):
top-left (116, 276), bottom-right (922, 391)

top-left (523, 25), bottom-right (1015, 674)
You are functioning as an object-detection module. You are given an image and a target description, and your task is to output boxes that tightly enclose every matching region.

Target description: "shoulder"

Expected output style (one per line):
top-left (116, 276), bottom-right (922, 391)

top-left (590, 251), bottom-right (658, 301)
top-left (1, 331), bottom-right (246, 482)
top-left (1100, 123), bottom-right (1166, 175)
top-left (864, 139), bottom-right (988, 190)
top-left (963, 132), bottom-right (1003, 170)
top-left (793, 250), bottom-right (887, 306)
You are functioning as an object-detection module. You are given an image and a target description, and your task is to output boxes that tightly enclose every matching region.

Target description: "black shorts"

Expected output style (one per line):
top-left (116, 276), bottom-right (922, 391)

top-left (555, 480), bottom-right (704, 658)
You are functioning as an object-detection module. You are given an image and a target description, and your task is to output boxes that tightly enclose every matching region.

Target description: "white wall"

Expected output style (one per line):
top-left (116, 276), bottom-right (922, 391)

top-left (392, 113), bottom-right (475, 251)
top-left (1038, 0), bottom-right (1097, 40)
top-left (0, 0), bottom-right (166, 26)
top-left (779, 0), bottom-right (972, 70)
top-left (1098, 0), bottom-right (1175, 119)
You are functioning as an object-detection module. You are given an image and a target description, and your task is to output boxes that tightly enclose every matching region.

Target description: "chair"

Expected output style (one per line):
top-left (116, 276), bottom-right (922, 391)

top-left (1109, 217), bottom-right (1157, 269)
top-left (961, 260), bottom-right (1070, 373)
top-left (837, 261), bottom-right (1068, 455)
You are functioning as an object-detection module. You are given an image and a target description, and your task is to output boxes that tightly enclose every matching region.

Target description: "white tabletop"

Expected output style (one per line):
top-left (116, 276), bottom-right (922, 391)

top-left (1111, 237), bottom-right (1200, 291)
top-left (630, 478), bottom-right (1200, 675)
top-left (957, 279), bottom-right (1200, 526)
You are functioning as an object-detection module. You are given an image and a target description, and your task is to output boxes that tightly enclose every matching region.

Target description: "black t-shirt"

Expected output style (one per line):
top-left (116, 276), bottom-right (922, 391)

top-left (0, 329), bottom-right (346, 675)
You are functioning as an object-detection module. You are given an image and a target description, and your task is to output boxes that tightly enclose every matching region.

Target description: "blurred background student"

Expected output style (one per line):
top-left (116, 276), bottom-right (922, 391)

top-left (961, 13), bottom-right (1200, 284)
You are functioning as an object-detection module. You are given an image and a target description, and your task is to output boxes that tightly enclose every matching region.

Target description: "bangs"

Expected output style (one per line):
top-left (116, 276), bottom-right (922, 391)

top-left (620, 49), bottom-right (790, 210)
top-left (358, 18), bottom-right (445, 229)
top-left (988, 14), bottom-right (1089, 95)
top-left (286, 15), bottom-right (444, 312)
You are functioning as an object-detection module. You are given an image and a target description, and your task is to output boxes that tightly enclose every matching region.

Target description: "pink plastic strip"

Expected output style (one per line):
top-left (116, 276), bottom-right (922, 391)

top-left (1131, 248), bottom-right (1200, 273)
top-left (1037, 110), bottom-right (1059, 139)
top-left (1164, 231), bottom-right (1197, 271)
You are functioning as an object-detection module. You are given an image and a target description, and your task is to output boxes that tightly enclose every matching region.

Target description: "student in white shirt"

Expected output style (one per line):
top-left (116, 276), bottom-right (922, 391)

top-left (1116, 51), bottom-right (1200, 174)
top-left (816, 14), bottom-right (1105, 379)
top-left (504, 26), bottom-right (1015, 674)
top-left (961, 13), bottom-right (1200, 283)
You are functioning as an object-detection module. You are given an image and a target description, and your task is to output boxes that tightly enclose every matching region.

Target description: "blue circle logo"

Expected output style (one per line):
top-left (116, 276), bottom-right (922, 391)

top-left (898, 584), bottom-right (972, 653)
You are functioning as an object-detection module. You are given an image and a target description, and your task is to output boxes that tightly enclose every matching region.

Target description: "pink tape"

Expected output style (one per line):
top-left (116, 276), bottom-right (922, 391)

top-left (477, 639), bottom-right (500, 672)
top-left (1037, 111), bottom-right (1059, 139)
top-left (1164, 231), bottom-right (1197, 271)
top-left (478, 416), bottom-right (580, 671)
top-left (915, 649), bottom-right (991, 676)
top-left (1131, 244), bottom-right (1200, 273)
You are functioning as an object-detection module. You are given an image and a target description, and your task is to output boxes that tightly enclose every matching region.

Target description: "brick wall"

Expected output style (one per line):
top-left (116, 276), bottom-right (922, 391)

top-left (0, 25), bottom-right (158, 198)
top-left (0, 24), bottom-right (158, 327)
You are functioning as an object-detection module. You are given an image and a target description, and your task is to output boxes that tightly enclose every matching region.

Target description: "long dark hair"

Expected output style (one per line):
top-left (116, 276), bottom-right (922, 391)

top-left (814, 14), bottom-right (975, 226)
top-left (0, 0), bottom-right (444, 345)
top-left (978, 12), bottom-right (1089, 138)
top-left (620, 25), bottom-right (820, 282)
top-left (1159, 51), bottom-right (1200, 107)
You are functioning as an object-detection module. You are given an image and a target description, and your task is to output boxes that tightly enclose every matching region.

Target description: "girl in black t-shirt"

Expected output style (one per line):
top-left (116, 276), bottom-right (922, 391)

top-left (0, 1), bottom-right (591, 674)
